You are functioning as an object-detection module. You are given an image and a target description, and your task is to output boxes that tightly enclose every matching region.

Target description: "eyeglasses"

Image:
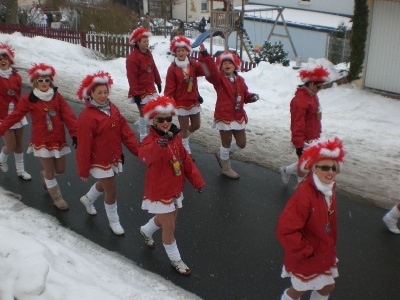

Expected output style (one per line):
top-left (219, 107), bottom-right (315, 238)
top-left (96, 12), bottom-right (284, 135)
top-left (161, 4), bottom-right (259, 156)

top-left (0, 57), bottom-right (9, 61)
top-left (315, 165), bottom-right (337, 172)
top-left (37, 79), bottom-right (51, 83)
top-left (155, 116), bottom-right (173, 123)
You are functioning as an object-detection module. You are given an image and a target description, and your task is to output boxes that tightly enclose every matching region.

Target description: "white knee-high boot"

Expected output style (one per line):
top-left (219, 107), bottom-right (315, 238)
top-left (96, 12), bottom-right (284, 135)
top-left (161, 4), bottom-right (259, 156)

top-left (80, 183), bottom-right (103, 215)
top-left (138, 117), bottom-right (148, 142)
top-left (383, 205), bottom-right (400, 234)
top-left (14, 152), bottom-right (31, 180)
top-left (105, 202), bottom-right (124, 235)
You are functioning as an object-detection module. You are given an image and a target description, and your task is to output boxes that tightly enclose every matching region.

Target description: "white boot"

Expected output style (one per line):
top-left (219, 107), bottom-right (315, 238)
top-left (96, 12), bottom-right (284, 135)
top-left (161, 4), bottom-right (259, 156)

top-left (14, 153), bottom-right (31, 180)
top-left (221, 158), bottom-right (239, 179)
top-left (48, 185), bottom-right (69, 210)
top-left (105, 202), bottom-right (124, 235)
top-left (138, 117), bottom-right (148, 142)
top-left (383, 206), bottom-right (400, 234)
top-left (281, 289), bottom-right (299, 300)
top-left (0, 150), bottom-right (8, 172)
top-left (80, 184), bottom-right (102, 215)
top-left (280, 166), bottom-right (290, 184)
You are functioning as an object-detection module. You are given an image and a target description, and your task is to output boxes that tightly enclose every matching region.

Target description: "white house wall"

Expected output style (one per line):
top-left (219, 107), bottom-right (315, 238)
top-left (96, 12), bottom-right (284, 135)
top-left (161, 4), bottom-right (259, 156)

top-left (249, 0), bottom-right (354, 16)
top-left (364, 0), bottom-right (400, 94)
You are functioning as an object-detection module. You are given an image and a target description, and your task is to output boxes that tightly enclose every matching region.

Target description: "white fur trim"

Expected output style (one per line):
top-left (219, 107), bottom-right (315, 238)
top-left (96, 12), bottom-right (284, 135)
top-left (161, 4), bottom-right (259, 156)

top-left (144, 103), bottom-right (178, 121)
top-left (319, 147), bottom-right (341, 158)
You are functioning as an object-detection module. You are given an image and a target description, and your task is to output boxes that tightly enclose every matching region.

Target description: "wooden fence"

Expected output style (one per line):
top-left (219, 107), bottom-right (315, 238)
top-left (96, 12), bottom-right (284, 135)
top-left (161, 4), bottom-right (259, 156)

top-left (0, 23), bottom-right (257, 72)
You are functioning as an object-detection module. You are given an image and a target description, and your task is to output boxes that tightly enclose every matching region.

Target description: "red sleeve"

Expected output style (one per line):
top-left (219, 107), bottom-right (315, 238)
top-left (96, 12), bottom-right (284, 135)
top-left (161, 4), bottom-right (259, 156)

top-left (76, 110), bottom-right (94, 178)
top-left (193, 60), bottom-right (205, 77)
top-left (119, 114), bottom-right (139, 156)
top-left (58, 94), bottom-right (78, 138)
top-left (179, 138), bottom-right (205, 189)
top-left (138, 135), bottom-right (168, 166)
top-left (290, 96), bottom-right (307, 148)
top-left (149, 52), bottom-right (162, 85)
top-left (276, 188), bottom-right (315, 260)
top-left (199, 53), bottom-right (221, 88)
top-left (164, 64), bottom-right (177, 99)
top-left (0, 97), bottom-right (30, 136)
top-left (126, 52), bottom-right (140, 97)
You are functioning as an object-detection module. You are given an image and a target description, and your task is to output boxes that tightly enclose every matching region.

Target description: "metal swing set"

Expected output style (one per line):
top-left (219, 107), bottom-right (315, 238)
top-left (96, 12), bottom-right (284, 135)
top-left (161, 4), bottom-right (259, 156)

top-left (209, 1), bottom-right (298, 64)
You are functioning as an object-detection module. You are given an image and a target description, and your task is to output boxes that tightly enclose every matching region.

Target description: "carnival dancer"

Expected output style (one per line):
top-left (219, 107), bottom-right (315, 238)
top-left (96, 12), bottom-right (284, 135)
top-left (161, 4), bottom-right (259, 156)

top-left (199, 43), bottom-right (259, 179)
top-left (126, 27), bottom-right (162, 142)
top-left (0, 63), bottom-right (77, 210)
top-left (164, 35), bottom-right (205, 159)
top-left (0, 43), bottom-right (31, 180)
top-left (280, 65), bottom-right (330, 184)
top-left (138, 95), bottom-right (205, 275)
top-left (276, 137), bottom-right (345, 300)
top-left (76, 71), bottom-right (139, 235)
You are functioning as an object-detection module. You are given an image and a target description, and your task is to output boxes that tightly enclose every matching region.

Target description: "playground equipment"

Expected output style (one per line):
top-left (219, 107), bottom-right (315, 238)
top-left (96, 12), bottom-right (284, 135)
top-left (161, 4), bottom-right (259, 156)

top-left (208, 1), bottom-right (298, 63)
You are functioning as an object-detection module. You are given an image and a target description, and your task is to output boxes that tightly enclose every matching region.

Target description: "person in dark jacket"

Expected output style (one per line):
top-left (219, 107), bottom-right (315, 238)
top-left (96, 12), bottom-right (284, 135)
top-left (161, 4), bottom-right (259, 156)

top-left (280, 65), bottom-right (330, 184)
top-left (277, 137), bottom-right (345, 300)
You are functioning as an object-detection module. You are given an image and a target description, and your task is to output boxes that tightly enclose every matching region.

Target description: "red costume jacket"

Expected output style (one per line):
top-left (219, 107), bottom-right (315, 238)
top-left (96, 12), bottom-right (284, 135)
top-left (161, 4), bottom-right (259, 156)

top-left (199, 53), bottom-right (255, 124)
top-left (76, 101), bottom-right (139, 178)
top-left (290, 86), bottom-right (321, 148)
top-left (139, 125), bottom-right (205, 201)
top-left (0, 68), bottom-right (22, 120)
top-left (0, 89), bottom-right (77, 144)
top-left (276, 175), bottom-right (337, 276)
top-left (126, 46), bottom-right (161, 98)
top-left (164, 59), bottom-right (204, 110)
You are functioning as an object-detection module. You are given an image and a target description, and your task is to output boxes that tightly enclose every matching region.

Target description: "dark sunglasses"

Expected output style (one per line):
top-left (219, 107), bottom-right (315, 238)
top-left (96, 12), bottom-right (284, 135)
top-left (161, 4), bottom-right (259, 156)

top-left (315, 165), bottom-right (337, 172)
top-left (155, 116), bottom-right (173, 123)
top-left (0, 57), bottom-right (9, 61)
top-left (37, 78), bottom-right (51, 83)
top-left (316, 84), bottom-right (323, 89)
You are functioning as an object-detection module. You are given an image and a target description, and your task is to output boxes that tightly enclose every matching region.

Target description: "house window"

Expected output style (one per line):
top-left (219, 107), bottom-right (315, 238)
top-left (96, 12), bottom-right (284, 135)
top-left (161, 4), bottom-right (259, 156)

top-left (299, 0), bottom-right (311, 5)
top-left (201, 0), bottom-right (208, 12)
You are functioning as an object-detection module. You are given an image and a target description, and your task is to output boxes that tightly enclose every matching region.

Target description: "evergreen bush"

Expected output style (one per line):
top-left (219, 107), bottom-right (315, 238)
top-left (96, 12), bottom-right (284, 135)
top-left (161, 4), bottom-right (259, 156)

top-left (254, 41), bottom-right (290, 67)
top-left (348, 0), bottom-right (369, 81)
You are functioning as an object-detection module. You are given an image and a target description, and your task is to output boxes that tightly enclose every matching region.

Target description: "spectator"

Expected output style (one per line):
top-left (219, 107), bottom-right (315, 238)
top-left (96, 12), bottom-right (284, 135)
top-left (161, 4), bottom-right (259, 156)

top-left (198, 17), bottom-right (206, 33)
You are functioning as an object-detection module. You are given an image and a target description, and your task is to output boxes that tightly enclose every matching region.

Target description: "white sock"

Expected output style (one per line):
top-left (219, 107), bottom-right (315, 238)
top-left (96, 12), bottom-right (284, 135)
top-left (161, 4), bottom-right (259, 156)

top-left (387, 206), bottom-right (400, 218)
top-left (229, 142), bottom-right (241, 153)
top-left (310, 290), bottom-right (329, 300)
top-left (138, 117), bottom-right (148, 136)
top-left (87, 183), bottom-right (103, 200)
top-left (219, 146), bottom-right (230, 160)
top-left (141, 217), bottom-right (161, 236)
top-left (285, 162), bottom-right (298, 175)
top-left (163, 240), bottom-right (181, 261)
top-left (0, 150), bottom-right (8, 162)
top-left (14, 152), bottom-right (23, 163)
top-left (182, 137), bottom-right (191, 154)
top-left (45, 177), bottom-right (58, 189)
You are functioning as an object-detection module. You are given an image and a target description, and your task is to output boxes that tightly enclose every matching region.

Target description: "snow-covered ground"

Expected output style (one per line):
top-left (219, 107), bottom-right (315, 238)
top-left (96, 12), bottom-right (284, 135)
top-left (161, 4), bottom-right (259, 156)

top-left (1, 31), bottom-right (400, 298)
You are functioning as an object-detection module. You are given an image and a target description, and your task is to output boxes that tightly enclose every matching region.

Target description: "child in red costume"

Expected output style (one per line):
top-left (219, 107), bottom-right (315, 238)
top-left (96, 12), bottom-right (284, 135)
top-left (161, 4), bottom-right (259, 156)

top-left (138, 95), bottom-right (205, 275)
top-left (76, 71), bottom-right (139, 235)
top-left (0, 63), bottom-right (77, 210)
top-left (126, 27), bottom-right (162, 142)
top-left (280, 65), bottom-right (330, 184)
top-left (199, 43), bottom-right (259, 179)
top-left (276, 137), bottom-right (345, 300)
top-left (164, 35), bottom-right (205, 158)
top-left (0, 43), bottom-right (31, 180)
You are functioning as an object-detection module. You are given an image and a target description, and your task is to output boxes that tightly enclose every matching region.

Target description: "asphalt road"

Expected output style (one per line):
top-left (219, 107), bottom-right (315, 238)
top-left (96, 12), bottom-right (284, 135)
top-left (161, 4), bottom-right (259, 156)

top-left (1, 87), bottom-right (400, 299)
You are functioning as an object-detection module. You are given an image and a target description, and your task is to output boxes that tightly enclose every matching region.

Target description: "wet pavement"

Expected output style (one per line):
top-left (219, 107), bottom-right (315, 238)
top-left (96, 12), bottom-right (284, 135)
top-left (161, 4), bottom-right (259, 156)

top-left (1, 88), bottom-right (400, 299)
